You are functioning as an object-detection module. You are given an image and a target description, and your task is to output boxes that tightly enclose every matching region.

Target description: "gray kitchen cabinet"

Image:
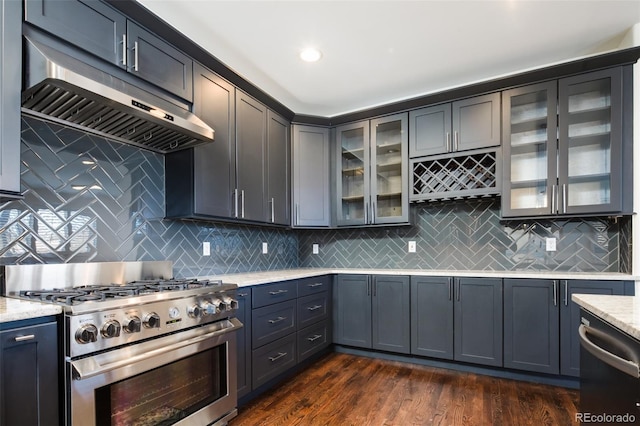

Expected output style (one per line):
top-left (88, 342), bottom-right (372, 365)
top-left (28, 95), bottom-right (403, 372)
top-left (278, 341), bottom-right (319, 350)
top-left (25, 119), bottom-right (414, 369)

top-left (502, 67), bottom-right (631, 218)
top-left (291, 125), bottom-right (331, 227)
top-left (1, 319), bottom-right (59, 426)
top-left (266, 110), bottom-right (290, 225)
top-left (251, 300), bottom-right (296, 349)
top-left (410, 276), bottom-right (454, 359)
top-left (409, 93), bottom-right (501, 158)
top-left (166, 64), bottom-right (236, 219)
top-left (296, 276), bottom-right (332, 362)
top-left (236, 288), bottom-right (251, 399)
top-left (333, 274), bottom-right (410, 354)
top-left (504, 279), bottom-right (560, 374)
top-left (25, 0), bottom-right (193, 102)
top-left (335, 113), bottom-right (408, 226)
top-left (0, 0), bottom-right (22, 198)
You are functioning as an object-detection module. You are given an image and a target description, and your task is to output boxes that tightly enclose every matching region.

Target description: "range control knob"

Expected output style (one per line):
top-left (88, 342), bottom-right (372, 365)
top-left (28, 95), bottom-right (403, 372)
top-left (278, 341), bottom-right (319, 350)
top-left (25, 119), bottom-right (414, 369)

top-left (223, 297), bottom-right (239, 310)
top-left (143, 312), bottom-right (161, 329)
top-left (75, 324), bottom-right (98, 344)
top-left (101, 320), bottom-right (121, 338)
top-left (201, 300), bottom-right (219, 316)
top-left (123, 316), bottom-right (141, 333)
top-left (188, 305), bottom-right (202, 318)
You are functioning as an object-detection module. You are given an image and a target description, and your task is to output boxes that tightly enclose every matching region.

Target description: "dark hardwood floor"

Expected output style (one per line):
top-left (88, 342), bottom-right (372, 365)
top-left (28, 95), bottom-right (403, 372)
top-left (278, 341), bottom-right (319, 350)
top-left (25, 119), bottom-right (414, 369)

top-left (231, 352), bottom-right (579, 426)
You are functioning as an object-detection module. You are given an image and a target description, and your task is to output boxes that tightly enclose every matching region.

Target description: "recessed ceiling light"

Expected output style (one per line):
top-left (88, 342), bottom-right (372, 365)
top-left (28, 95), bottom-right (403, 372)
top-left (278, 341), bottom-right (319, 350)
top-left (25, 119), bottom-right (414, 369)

top-left (300, 47), bottom-right (322, 63)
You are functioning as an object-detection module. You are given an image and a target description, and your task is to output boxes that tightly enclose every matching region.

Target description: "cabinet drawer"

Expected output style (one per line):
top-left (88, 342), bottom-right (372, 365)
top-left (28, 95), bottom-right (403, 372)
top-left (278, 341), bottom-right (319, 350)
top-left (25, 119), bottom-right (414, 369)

top-left (252, 280), bottom-right (297, 308)
top-left (297, 292), bottom-right (329, 329)
top-left (297, 321), bottom-right (330, 362)
top-left (297, 275), bottom-right (331, 297)
top-left (252, 300), bottom-right (296, 348)
top-left (252, 333), bottom-right (296, 389)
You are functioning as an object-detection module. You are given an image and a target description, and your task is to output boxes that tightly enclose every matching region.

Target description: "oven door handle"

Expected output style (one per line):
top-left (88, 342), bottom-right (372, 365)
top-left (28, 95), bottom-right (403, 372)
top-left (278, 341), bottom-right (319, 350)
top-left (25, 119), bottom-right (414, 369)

top-left (579, 324), bottom-right (640, 378)
top-left (71, 317), bottom-right (243, 380)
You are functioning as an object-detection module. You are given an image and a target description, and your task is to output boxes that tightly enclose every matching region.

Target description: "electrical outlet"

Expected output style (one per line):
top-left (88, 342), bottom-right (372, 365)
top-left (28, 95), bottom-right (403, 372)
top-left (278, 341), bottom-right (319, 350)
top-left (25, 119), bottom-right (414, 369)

top-left (545, 237), bottom-right (556, 252)
top-left (262, 242), bottom-right (268, 254)
top-left (202, 242), bottom-right (210, 256)
top-left (312, 243), bottom-right (319, 255)
top-left (408, 241), bottom-right (416, 253)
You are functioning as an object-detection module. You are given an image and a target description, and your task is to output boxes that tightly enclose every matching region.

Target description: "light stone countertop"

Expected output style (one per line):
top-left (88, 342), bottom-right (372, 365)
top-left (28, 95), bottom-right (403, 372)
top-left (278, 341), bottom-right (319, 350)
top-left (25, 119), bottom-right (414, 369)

top-left (200, 268), bottom-right (637, 287)
top-left (572, 294), bottom-right (640, 341)
top-left (0, 297), bottom-right (62, 324)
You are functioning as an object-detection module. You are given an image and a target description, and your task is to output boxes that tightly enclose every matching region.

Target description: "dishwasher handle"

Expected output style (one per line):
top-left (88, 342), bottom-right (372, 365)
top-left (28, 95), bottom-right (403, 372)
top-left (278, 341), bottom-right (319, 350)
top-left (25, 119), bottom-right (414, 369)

top-left (579, 324), bottom-right (640, 378)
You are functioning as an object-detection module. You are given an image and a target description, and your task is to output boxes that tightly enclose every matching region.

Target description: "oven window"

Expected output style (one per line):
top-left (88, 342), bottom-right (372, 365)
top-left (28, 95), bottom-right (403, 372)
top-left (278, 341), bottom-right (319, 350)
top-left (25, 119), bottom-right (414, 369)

top-left (95, 345), bottom-right (227, 426)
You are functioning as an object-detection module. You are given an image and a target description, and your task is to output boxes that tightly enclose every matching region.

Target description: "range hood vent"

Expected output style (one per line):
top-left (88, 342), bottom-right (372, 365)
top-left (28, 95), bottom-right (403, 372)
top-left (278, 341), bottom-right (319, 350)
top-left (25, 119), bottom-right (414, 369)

top-left (22, 37), bottom-right (214, 153)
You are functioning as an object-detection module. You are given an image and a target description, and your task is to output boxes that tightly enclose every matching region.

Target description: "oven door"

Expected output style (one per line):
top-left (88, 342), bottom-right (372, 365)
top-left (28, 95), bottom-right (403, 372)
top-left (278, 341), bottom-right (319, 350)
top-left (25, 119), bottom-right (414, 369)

top-left (67, 318), bottom-right (242, 426)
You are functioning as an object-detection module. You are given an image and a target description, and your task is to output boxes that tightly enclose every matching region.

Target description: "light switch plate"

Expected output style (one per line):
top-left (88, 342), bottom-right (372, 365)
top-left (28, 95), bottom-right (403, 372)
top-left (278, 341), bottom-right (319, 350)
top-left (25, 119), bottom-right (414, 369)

top-left (262, 242), bottom-right (268, 254)
top-left (545, 237), bottom-right (556, 252)
top-left (202, 242), bottom-right (211, 256)
top-left (408, 241), bottom-right (416, 253)
top-left (312, 243), bottom-right (319, 254)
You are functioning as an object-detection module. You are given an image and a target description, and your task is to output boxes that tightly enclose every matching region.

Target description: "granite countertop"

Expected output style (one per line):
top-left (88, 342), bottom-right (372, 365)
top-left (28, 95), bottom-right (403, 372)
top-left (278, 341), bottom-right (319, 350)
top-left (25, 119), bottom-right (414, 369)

top-left (0, 297), bottom-right (62, 323)
top-left (202, 268), bottom-right (637, 287)
top-left (572, 294), bottom-right (640, 341)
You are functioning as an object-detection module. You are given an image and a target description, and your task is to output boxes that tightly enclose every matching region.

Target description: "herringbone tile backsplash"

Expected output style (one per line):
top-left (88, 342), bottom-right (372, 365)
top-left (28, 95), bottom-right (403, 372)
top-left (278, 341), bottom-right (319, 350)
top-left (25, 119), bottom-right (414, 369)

top-left (0, 116), bottom-right (629, 277)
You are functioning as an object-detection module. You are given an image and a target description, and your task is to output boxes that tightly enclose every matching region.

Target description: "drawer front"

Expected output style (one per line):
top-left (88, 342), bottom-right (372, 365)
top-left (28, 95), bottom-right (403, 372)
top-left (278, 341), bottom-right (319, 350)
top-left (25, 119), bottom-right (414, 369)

top-left (252, 280), bottom-right (297, 308)
top-left (297, 292), bottom-right (329, 329)
top-left (252, 333), bottom-right (296, 389)
top-left (252, 300), bottom-right (296, 348)
top-left (297, 275), bottom-right (331, 297)
top-left (297, 321), bottom-right (331, 362)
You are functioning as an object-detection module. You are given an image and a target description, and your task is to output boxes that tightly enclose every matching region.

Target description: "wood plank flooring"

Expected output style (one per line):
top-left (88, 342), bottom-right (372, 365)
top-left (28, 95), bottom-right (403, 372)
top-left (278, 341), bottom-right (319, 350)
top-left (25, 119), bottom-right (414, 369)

top-left (230, 352), bottom-right (579, 426)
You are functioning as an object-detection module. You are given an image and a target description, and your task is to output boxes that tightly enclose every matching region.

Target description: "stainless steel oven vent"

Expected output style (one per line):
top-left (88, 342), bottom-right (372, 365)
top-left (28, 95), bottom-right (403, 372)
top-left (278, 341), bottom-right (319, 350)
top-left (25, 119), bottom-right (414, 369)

top-left (22, 37), bottom-right (214, 154)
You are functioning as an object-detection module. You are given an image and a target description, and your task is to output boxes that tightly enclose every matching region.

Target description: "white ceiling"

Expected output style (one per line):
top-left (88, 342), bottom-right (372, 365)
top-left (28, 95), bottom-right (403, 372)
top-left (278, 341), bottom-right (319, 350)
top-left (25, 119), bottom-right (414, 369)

top-left (136, 0), bottom-right (640, 117)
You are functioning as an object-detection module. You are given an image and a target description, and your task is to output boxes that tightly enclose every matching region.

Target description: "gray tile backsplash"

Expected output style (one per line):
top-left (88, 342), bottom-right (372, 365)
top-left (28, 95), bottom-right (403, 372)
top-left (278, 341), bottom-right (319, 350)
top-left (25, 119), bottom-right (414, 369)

top-left (0, 116), bottom-right (630, 277)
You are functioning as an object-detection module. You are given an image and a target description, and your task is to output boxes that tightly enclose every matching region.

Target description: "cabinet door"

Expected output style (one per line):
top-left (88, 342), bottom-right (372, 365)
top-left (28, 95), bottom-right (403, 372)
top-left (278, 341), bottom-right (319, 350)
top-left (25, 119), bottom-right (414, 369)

top-left (560, 279), bottom-right (629, 377)
top-left (333, 275), bottom-right (371, 348)
top-left (504, 279), bottom-right (559, 374)
top-left (236, 288), bottom-right (252, 398)
top-left (370, 114), bottom-right (408, 224)
top-left (452, 93), bottom-right (501, 152)
top-left (190, 65), bottom-right (236, 218)
top-left (410, 276), bottom-right (454, 359)
top-left (335, 121), bottom-right (370, 226)
top-left (236, 92), bottom-right (267, 222)
top-left (266, 111), bottom-right (290, 225)
top-left (409, 104), bottom-right (451, 157)
top-left (501, 81), bottom-right (558, 217)
top-left (454, 277), bottom-right (502, 367)
top-left (126, 21), bottom-right (193, 102)
top-left (1, 321), bottom-right (59, 426)
top-left (372, 275), bottom-right (410, 354)
top-left (292, 125), bottom-right (331, 227)
top-left (558, 68), bottom-right (623, 215)
top-left (24, 0), bottom-right (126, 66)
top-left (0, 0), bottom-right (21, 196)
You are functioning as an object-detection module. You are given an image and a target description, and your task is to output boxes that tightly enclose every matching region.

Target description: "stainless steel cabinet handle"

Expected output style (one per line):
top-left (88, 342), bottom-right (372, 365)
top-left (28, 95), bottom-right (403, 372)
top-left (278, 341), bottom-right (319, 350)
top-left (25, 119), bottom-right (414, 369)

top-left (268, 289), bottom-right (288, 295)
top-left (233, 189), bottom-right (239, 218)
top-left (563, 281), bottom-right (568, 306)
top-left (364, 201), bottom-right (369, 224)
top-left (237, 292), bottom-right (249, 297)
top-left (133, 41), bottom-right (139, 71)
top-left (308, 283), bottom-right (324, 288)
top-left (456, 278), bottom-right (460, 302)
top-left (372, 277), bottom-right (376, 297)
top-left (270, 197), bottom-right (275, 223)
top-left (552, 280), bottom-right (557, 306)
top-left (446, 132), bottom-right (451, 152)
top-left (448, 277), bottom-right (452, 301)
top-left (562, 184), bottom-right (567, 213)
top-left (371, 201), bottom-right (376, 224)
top-left (121, 34), bottom-right (127, 66)
top-left (579, 324), bottom-right (640, 378)
top-left (295, 203), bottom-right (299, 226)
top-left (551, 185), bottom-right (556, 214)
top-left (14, 334), bottom-right (35, 342)
top-left (307, 334), bottom-right (323, 342)
top-left (241, 190), bottom-right (245, 218)
top-left (268, 316), bottom-right (286, 324)
top-left (454, 131), bottom-right (459, 151)
top-left (307, 305), bottom-right (323, 311)
top-left (268, 352), bottom-right (287, 362)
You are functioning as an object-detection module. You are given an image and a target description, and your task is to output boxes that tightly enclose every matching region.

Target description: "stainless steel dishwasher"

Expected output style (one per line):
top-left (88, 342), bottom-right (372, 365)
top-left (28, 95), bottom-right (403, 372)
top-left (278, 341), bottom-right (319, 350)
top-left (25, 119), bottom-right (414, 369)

top-left (579, 310), bottom-right (640, 425)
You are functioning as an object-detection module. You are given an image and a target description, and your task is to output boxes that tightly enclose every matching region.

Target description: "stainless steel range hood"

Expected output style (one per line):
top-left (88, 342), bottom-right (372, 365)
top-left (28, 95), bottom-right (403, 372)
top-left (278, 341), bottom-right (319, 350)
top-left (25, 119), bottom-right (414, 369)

top-left (21, 37), bottom-right (214, 153)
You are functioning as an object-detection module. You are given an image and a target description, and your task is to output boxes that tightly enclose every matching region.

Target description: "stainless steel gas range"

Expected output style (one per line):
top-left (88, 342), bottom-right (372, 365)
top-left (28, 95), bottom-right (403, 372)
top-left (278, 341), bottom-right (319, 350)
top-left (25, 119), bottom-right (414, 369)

top-left (4, 261), bottom-right (242, 426)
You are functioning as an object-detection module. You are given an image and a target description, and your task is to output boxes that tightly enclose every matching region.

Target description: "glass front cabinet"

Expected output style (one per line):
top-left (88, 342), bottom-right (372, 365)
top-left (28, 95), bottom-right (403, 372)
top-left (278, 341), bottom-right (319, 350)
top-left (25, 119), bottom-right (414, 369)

top-left (335, 113), bottom-right (408, 226)
top-left (502, 67), bottom-right (629, 218)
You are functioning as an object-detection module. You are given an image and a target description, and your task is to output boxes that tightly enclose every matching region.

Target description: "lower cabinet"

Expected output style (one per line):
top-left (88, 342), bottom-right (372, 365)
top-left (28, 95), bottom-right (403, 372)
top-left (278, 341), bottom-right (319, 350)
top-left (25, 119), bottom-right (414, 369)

top-left (503, 279), bottom-right (633, 377)
top-left (333, 274), bottom-right (411, 354)
top-left (236, 288), bottom-right (251, 399)
top-left (410, 276), bottom-right (503, 367)
top-left (1, 318), bottom-right (59, 426)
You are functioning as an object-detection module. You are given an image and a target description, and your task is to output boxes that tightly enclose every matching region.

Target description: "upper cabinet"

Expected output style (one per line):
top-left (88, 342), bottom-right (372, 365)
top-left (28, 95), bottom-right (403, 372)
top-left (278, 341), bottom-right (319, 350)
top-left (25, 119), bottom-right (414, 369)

top-left (335, 113), bottom-right (408, 226)
top-left (502, 67), bottom-right (631, 218)
top-left (266, 110), bottom-right (290, 225)
top-left (25, 0), bottom-right (193, 102)
top-left (292, 125), bottom-right (331, 227)
top-left (409, 93), bottom-right (501, 158)
top-left (0, 0), bottom-right (22, 198)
